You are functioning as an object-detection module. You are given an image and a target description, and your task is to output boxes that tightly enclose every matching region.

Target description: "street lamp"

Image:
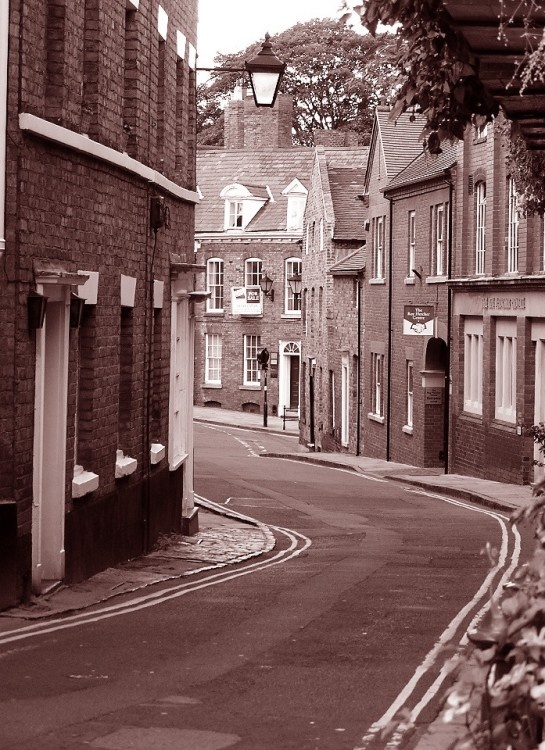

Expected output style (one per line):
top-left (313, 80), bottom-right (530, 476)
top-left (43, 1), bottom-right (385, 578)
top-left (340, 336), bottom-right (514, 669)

top-left (257, 348), bottom-right (270, 427)
top-left (197, 33), bottom-right (286, 109)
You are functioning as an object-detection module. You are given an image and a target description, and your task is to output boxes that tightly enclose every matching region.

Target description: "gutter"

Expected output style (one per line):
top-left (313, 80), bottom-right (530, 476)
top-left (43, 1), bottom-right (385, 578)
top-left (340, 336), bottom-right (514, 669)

top-left (386, 195), bottom-right (393, 462)
top-left (0, 0), bottom-right (8, 256)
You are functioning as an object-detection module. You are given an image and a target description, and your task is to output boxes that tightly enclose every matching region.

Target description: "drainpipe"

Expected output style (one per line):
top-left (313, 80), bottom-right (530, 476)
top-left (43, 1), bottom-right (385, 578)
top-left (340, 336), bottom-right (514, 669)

top-left (444, 170), bottom-right (454, 475)
top-left (0, 0), bottom-right (8, 258)
top-left (386, 196), bottom-right (393, 462)
top-left (356, 269), bottom-right (363, 455)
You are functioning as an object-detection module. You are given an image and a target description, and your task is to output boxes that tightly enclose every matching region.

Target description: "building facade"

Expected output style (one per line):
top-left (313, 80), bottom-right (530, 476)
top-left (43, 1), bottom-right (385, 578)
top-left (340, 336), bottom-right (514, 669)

top-left (449, 119), bottom-right (545, 485)
top-left (1, 0), bottom-right (200, 609)
top-left (194, 95), bottom-right (312, 420)
top-left (299, 136), bottom-right (367, 454)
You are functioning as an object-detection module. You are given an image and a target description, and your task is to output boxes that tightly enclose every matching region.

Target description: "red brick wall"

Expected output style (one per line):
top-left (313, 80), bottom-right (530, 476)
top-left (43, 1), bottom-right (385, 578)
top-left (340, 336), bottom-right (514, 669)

top-left (194, 239), bottom-right (302, 413)
top-left (3, 0), bottom-right (198, 600)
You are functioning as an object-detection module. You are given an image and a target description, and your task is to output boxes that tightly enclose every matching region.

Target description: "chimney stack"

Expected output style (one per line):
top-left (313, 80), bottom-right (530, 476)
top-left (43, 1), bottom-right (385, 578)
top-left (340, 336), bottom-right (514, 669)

top-left (223, 92), bottom-right (293, 149)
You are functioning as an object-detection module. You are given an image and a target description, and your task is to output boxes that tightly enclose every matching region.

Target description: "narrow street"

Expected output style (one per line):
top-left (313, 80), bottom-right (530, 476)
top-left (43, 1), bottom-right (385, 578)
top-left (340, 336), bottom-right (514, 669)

top-left (0, 423), bottom-right (528, 750)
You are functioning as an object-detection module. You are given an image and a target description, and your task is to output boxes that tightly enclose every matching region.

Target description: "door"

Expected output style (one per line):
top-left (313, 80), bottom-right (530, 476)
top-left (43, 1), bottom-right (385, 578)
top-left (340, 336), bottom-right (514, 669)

top-left (289, 355), bottom-right (300, 408)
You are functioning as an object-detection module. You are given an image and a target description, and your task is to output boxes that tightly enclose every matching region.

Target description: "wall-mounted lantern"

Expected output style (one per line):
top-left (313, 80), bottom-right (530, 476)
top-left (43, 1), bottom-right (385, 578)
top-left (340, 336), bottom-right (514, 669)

top-left (259, 272), bottom-right (275, 302)
top-left (70, 293), bottom-right (86, 328)
top-left (27, 291), bottom-right (47, 331)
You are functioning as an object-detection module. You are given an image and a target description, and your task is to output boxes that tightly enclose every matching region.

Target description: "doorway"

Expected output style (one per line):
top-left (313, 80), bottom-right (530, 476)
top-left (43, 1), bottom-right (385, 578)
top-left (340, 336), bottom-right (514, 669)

top-left (32, 288), bottom-right (70, 592)
top-left (279, 341), bottom-right (301, 415)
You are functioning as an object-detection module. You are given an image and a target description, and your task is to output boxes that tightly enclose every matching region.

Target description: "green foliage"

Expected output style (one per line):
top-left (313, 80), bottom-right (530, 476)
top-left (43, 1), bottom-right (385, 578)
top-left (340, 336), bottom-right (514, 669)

top-left (505, 128), bottom-right (545, 216)
top-left (340, 0), bottom-right (499, 148)
top-left (340, 1), bottom-right (545, 235)
top-left (440, 427), bottom-right (545, 749)
top-left (197, 19), bottom-right (399, 147)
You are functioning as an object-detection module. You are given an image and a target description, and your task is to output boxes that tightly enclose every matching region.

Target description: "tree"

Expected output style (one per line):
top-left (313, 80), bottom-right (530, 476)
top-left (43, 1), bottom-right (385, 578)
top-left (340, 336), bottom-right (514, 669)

top-left (340, 0), bottom-right (545, 212)
top-left (197, 18), bottom-right (398, 147)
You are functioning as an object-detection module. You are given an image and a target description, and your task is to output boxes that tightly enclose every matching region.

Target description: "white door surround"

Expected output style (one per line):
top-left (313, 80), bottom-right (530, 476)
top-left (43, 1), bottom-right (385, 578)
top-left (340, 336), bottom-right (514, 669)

top-left (32, 284), bottom-right (70, 592)
top-left (533, 324), bottom-right (545, 483)
top-left (278, 341), bottom-right (301, 416)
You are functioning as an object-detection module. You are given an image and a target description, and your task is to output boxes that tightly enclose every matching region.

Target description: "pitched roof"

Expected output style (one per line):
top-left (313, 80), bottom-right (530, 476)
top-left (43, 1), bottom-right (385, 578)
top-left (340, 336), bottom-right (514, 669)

top-left (328, 167), bottom-right (367, 240)
top-left (328, 246), bottom-right (366, 275)
top-left (384, 141), bottom-right (458, 193)
top-left (320, 147), bottom-right (368, 241)
top-left (196, 147), bottom-right (313, 233)
top-left (363, 107), bottom-right (427, 191)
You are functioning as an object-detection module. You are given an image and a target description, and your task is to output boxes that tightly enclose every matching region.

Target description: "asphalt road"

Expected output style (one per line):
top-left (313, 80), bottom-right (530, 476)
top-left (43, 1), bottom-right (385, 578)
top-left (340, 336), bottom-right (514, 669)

top-left (0, 424), bottom-right (527, 750)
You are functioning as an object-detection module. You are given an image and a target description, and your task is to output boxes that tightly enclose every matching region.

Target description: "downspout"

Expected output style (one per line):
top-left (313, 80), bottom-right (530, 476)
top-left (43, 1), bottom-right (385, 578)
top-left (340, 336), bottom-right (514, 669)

top-left (444, 171), bottom-right (454, 475)
top-left (0, 0), bottom-right (9, 257)
top-left (356, 269), bottom-right (363, 455)
top-left (386, 196), bottom-right (393, 462)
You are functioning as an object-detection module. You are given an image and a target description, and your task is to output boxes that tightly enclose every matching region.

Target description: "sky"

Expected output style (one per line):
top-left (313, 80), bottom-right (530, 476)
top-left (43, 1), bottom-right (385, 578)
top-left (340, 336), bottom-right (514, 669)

top-left (196, 0), bottom-right (350, 67)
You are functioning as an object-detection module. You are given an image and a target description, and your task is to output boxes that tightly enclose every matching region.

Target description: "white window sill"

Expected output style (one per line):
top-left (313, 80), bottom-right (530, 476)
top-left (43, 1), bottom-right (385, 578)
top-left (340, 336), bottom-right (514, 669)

top-left (169, 452), bottom-right (189, 472)
top-left (115, 450), bottom-right (137, 479)
top-left (402, 425), bottom-right (413, 435)
top-left (239, 384), bottom-right (260, 391)
top-left (426, 275), bottom-right (447, 284)
top-left (204, 383), bottom-right (222, 388)
top-left (205, 309), bottom-right (225, 316)
top-left (150, 443), bottom-right (166, 465)
top-left (404, 277), bottom-right (415, 285)
top-left (368, 413), bottom-right (385, 424)
top-left (369, 278), bottom-right (385, 285)
top-left (72, 465), bottom-right (99, 498)
top-left (281, 312), bottom-right (302, 319)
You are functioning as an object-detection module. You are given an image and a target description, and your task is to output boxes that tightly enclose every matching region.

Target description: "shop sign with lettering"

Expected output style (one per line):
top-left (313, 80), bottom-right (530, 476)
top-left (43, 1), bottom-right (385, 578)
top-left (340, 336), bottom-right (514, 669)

top-left (403, 305), bottom-right (435, 336)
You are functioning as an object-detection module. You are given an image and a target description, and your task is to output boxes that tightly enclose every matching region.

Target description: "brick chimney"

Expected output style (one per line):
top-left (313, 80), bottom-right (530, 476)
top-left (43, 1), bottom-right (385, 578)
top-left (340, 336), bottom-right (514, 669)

top-left (312, 129), bottom-right (359, 147)
top-left (223, 91), bottom-right (293, 149)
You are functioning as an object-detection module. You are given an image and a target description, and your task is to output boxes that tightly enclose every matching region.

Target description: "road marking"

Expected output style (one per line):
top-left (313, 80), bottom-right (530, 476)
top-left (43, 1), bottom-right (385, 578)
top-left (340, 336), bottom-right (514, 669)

top-left (354, 489), bottom-right (521, 750)
top-left (0, 497), bottom-right (311, 647)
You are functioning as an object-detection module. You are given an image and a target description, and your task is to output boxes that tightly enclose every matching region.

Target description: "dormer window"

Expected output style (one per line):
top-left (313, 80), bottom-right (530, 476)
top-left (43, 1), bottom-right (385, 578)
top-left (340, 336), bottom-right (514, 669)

top-left (228, 200), bottom-right (244, 228)
top-left (282, 178), bottom-right (308, 232)
top-left (220, 183), bottom-right (268, 231)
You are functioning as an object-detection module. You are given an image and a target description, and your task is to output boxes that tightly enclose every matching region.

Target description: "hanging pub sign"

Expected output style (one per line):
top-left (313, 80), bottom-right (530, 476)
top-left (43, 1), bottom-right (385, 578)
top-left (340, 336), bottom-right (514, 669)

top-left (403, 305), bottom-right (435, 336)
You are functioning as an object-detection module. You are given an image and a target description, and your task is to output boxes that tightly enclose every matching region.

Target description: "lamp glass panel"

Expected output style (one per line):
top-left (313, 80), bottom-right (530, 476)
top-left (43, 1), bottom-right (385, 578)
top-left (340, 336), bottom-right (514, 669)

top-left (249, 71), bottom-right (279, 106)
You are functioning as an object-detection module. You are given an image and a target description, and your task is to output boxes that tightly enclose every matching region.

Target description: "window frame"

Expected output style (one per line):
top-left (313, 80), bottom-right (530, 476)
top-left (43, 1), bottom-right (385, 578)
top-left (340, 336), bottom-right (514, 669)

top-left (463, 317), bottom-right (483, 415)
top-left (408, 210), bottom-right (416, 278)
top-left (284, 257), bottom-right (302, 315)
top-left (243, 334), bottom-right (261, 386)
top-left (373, 216), bottom-right (385, 280)
top-left (405, 360), bottom-right (414, 430)
top-left (495, 319), bottom-right (517, 423)
top-left (434, 203), bottom-right (446, 277)
top-left (206, 257), bottom-right (224, 313)
top-left (475, 181), bottom-right (486, 275)
top-left (507, 176), bottom-right (520, 274)
top-left (205, 333), bottom-right (222, 385)
top-left (370, 352), bottom-right (384, 420)
top-left (244, 257), bottom-right (262, 289)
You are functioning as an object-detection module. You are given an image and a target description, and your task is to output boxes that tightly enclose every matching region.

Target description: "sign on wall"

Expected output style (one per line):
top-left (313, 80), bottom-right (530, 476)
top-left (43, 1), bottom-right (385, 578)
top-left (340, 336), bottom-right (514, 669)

top-left (403, 305), bottom-right (435, 336)
top-left (231, 287), bottom-right (263, 316)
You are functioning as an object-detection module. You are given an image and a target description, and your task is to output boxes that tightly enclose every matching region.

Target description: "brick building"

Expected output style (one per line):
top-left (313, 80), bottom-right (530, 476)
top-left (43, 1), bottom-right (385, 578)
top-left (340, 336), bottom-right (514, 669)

top-left (383, 143), bottom-right (457, 468)
top-left (449, 118), bottom-right (545, 485)
top-left (194, 94), bottom-right (313, 420)
top-left (1, 0), bottom-right (200, 609)
top-left (299, 137), bottom-right (367, 453)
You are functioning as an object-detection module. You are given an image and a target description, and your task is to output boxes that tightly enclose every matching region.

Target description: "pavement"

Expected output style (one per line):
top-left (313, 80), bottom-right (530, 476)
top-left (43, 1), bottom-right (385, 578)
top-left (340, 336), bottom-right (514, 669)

top-left (0, 405), bottom-right (537, 748)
